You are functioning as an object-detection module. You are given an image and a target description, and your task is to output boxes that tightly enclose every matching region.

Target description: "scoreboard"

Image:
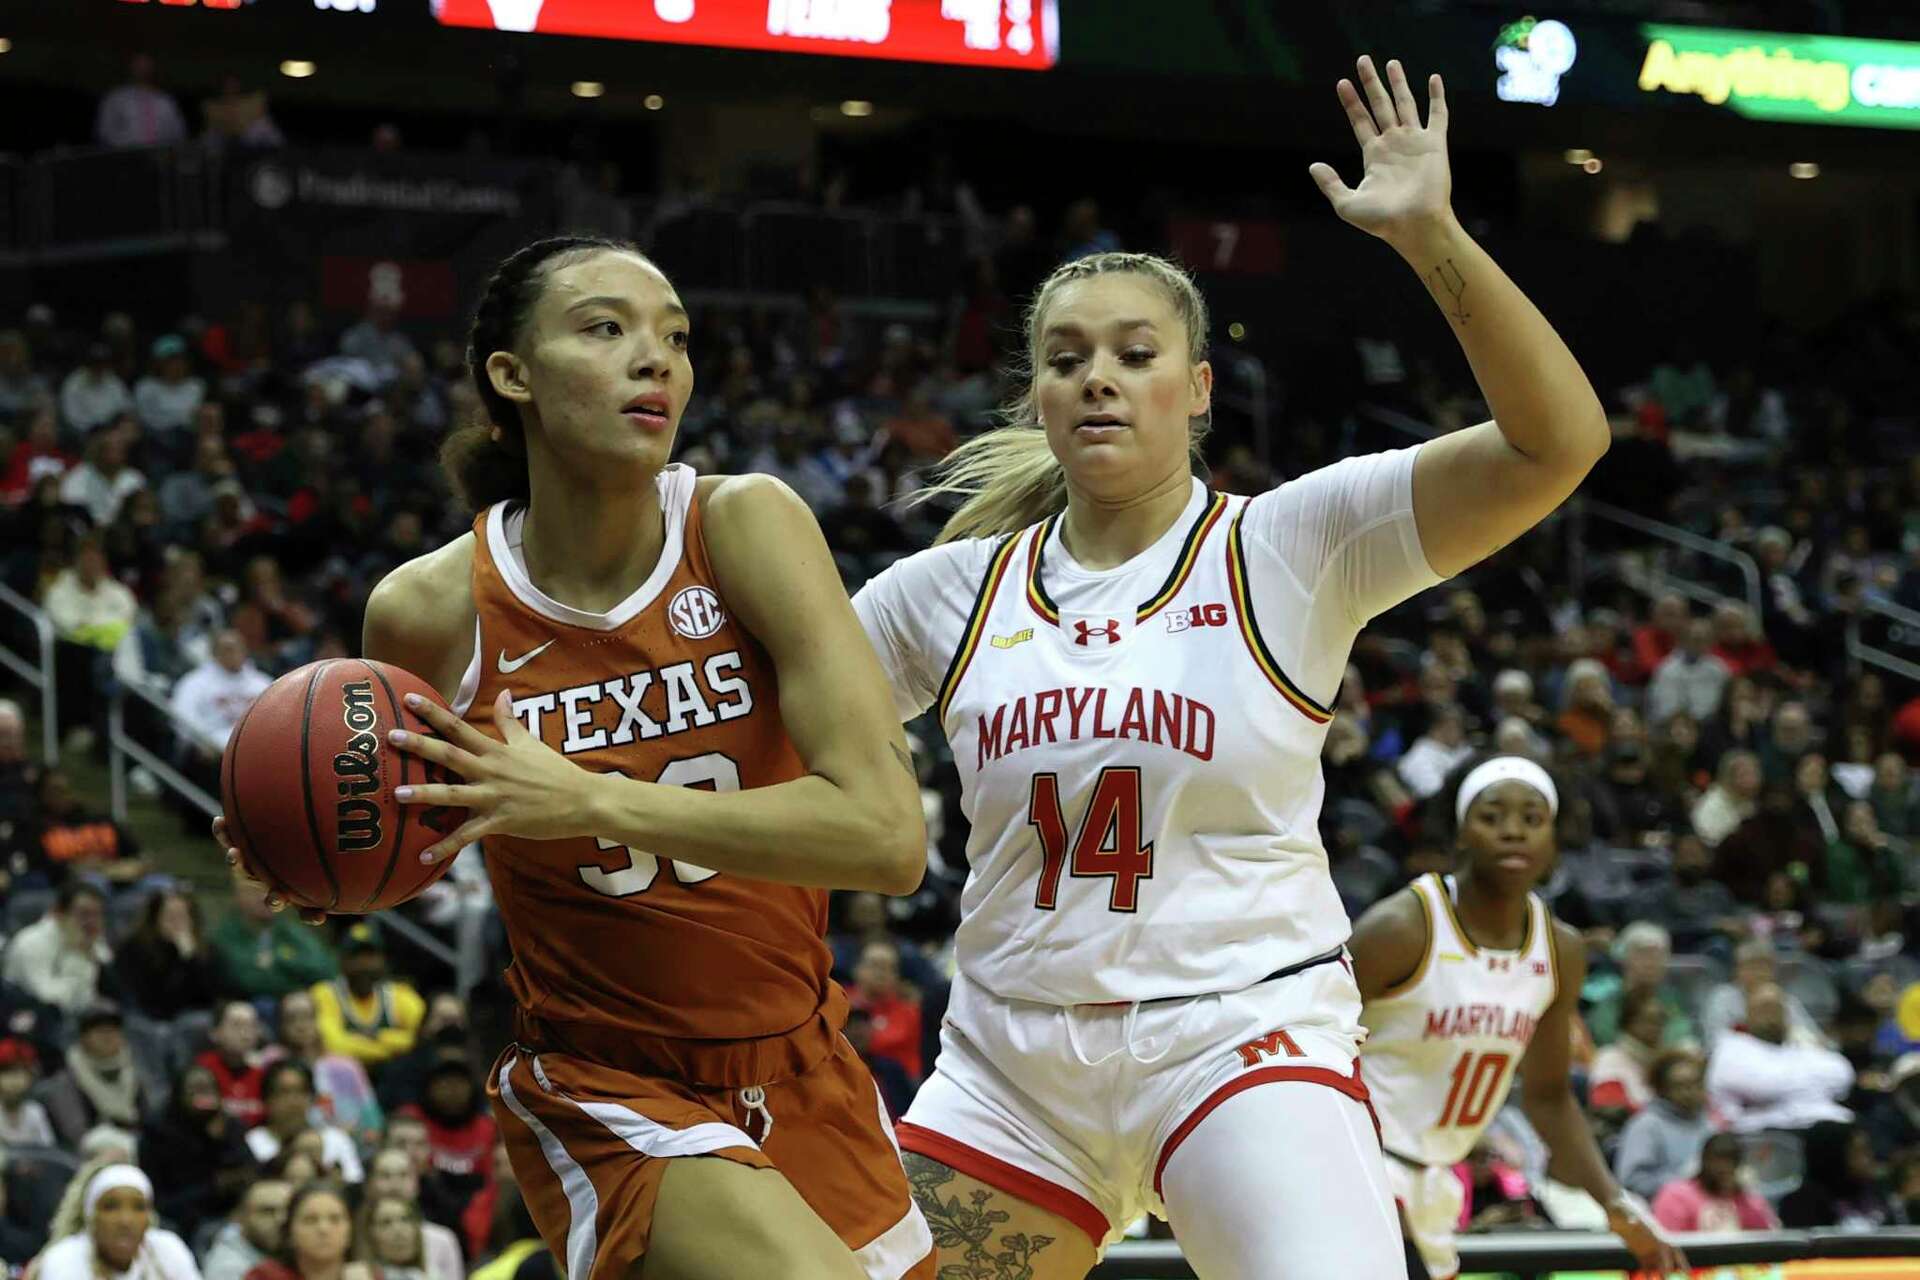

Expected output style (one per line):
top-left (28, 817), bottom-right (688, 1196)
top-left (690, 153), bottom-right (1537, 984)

top-left (430, 0), bottom-right (1058, 71)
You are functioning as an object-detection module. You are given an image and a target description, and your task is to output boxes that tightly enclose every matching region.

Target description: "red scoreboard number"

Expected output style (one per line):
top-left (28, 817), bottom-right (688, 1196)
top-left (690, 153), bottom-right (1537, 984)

top-left (1168, 218), bottom-right (1286, 276)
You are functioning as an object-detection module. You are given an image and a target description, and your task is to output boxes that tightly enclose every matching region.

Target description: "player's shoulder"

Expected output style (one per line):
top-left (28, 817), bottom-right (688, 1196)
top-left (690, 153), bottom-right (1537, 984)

top-left (1545, 912), bottom-right (1586, 984)
top-left (364, 533), bottom-right (478, 692)
top-left (871, 533), bottom-right (1006, 595)
top-left (1349, 880), bottom-right (1434, 1001)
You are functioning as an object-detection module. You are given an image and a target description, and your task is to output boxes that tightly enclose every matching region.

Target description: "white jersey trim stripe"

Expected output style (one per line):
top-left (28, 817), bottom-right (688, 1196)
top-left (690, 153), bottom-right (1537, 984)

top-left (850, 1079), bottom-right (934, 1279)
top-left (485, 463), bottom-right (692, 632)
top-left (495, 1054), bottom-right (601, 1280)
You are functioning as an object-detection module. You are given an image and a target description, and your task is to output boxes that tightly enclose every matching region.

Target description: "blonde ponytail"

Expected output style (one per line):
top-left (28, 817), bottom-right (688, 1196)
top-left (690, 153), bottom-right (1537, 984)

top-left (916, 251), bottom-right (1212, 544)
top-left (919, 425), bottom-right (1067, 545)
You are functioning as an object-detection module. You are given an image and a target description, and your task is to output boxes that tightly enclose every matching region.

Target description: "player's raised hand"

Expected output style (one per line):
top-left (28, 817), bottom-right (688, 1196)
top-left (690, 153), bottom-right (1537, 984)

top-left (387, 687), bottom-right (599, 862)
top-left (1309, 56), bottom-right (1453, 249)
top-left (213, 814), bottom-right (328, 926)
top-left (1607, 1196), bottom-right (1688, 1278)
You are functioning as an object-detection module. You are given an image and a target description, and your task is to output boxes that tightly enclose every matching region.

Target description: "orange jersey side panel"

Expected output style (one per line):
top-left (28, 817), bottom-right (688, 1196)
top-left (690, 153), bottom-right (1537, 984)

top-left (461, 473), bottom-right (833, 1046)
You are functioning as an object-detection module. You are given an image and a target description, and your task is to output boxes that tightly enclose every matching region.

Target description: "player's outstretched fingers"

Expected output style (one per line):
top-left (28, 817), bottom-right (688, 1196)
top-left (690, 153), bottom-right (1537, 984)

top-left (1356, 54), bottom-right (1399, 128)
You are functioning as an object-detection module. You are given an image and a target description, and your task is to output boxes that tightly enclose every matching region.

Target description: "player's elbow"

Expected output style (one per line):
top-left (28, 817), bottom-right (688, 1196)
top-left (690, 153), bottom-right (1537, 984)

top-left (869, 818), bottom-right (927, 896)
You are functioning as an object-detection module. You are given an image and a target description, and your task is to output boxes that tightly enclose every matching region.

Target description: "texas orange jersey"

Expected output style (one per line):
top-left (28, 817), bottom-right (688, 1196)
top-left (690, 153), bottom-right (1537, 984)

top-left (453, 465), bottom-right (833, 1048)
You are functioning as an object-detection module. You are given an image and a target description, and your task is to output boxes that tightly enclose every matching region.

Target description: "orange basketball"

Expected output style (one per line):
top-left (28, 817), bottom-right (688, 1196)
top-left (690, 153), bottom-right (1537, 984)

top-left (221, 658), bottom-right (467, 913)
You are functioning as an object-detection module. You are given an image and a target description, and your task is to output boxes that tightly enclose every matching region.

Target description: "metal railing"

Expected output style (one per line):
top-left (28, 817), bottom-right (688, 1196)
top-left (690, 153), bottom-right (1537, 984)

top-left (634, 196), bottom-right (971, 302)
top-left (1850, 595), bottom-right (1920, 686)
top-left (100, 678), bottom-right (461, 977)
top-left (1353, 403), bottom-right (1766, 622)
top-left (0, 581), bottom-right (58, 764)
top-left (1581, 498), bottom-right (1765, 621)
top-left (107, 679), bottom-right (219, 825)
top-left (1092, 1227), bottom-right (1920, 1279)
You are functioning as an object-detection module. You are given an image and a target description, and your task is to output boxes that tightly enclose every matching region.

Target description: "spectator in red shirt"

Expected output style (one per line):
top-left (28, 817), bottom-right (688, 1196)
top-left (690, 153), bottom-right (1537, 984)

top-left (1631, 593), bottom-right (1688, 681)
top-left (197, 997), bottom-right (269, 1127)
top-left (1710, 602), bottom-right (1779, 680)
top-left (849, 939), bottom-right (923, 1082)
top-left (397, 1056), bottom-right (497, 1235)
top-left (2, 407), bottom-right (73, 503)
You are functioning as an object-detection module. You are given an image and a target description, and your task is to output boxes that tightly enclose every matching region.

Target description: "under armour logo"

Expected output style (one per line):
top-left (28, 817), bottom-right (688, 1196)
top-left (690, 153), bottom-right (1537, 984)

top-left (1072, 619), bottom-right (1121, 647)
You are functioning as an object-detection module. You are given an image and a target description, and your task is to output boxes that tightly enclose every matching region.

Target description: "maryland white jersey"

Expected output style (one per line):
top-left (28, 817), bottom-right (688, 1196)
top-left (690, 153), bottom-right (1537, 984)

top-left (855, 449), bottom-right (1441, 1006)
top-left (1363, 874), bottom-right (1560, 1167)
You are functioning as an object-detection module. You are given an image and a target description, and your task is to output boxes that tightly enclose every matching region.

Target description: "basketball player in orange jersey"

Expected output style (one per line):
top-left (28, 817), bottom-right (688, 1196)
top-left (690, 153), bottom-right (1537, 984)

top-left (217, 235), bottom-right (934, 1280)
top-left (1352, 756), bottom-right (1684, 1280)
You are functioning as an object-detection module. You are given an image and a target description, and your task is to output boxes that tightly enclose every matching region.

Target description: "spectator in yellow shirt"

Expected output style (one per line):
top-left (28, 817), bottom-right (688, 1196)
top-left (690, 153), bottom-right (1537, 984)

top-left (309, 922), bottom-right (423, 1074)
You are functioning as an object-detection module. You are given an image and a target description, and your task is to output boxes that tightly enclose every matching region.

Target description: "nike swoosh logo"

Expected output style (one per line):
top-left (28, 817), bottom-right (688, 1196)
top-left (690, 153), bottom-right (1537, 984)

top-left (497, 639), bottom-right (555, 674)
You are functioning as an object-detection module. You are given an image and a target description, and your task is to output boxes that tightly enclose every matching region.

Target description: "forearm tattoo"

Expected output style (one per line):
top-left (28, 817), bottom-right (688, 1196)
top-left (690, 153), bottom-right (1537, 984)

top-left (904, 1153), bottom-right (1058, 1280)
top-left (1426, 257), bottom-right (1470, 324)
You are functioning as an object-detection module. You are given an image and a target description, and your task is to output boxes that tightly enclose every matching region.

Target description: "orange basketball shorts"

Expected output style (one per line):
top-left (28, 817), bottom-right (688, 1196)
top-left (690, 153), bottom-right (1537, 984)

top-left (489, 1033), bottom-right (933, 1280)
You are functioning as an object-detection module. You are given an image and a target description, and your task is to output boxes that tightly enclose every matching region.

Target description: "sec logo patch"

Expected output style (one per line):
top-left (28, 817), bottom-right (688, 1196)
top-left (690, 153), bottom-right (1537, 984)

top-left (668, 586), bottom-right (726, 639)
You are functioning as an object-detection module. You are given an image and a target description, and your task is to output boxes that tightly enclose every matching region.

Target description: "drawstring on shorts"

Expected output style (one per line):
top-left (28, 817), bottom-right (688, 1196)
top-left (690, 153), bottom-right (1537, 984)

top-left (739, 1085), bottom-right (773, 1143)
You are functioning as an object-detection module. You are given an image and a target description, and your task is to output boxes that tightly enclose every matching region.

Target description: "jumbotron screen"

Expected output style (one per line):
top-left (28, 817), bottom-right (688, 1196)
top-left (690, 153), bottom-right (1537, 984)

top-left (431, 0), bottom-right (1059, 70)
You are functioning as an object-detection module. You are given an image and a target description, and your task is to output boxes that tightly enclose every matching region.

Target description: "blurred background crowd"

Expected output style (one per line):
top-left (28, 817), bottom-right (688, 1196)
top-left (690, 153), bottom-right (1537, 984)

top-left (5, 0), bottom-right (1920, 1275)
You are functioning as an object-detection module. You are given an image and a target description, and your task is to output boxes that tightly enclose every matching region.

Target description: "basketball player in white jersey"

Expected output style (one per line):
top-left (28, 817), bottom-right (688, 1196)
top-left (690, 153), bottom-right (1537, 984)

top-left (855, 57), bottom-right (1626, 1279)
top-left (1354, 756), bottom-right (1685, 1279)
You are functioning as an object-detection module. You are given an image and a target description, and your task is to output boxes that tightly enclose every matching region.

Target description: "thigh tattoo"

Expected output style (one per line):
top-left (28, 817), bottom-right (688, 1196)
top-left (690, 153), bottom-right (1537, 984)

top-left (903, 1153), bottom-right (1058, 1280)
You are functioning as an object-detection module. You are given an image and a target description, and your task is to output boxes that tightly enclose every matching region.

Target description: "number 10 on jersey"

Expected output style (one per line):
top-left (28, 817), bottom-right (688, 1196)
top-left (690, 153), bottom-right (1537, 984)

top-left (1029, 767), bottom-right (1154, 912)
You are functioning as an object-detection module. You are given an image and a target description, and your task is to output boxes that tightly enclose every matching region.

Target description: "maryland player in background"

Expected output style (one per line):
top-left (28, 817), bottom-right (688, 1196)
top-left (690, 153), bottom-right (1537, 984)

top-left (222, 236), bottom-right (934, 1280)
top-left (1352, 756), bottom-right (1684, 1280)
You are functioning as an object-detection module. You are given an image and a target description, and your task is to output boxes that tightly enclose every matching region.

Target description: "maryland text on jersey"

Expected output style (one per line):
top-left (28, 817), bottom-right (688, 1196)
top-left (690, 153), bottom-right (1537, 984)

top-left (504, 650), bottom-right (755, 755)
top-left (973, 685), bottom-right (1218, 770)
top-left (1422, 1004), bottom-right (1540, 1045)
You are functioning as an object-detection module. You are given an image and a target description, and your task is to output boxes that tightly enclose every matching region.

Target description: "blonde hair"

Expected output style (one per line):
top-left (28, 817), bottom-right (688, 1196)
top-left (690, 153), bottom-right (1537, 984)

top-left (918, 252), bottom-right (1212, 544)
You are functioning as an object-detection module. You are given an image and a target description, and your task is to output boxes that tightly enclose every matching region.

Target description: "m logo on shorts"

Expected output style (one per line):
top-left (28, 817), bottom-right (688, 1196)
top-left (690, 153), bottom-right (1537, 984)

top-left (1236, 1027), bottom-right (1304, 1068)
top-left (669, 586), bottom-right (726, 640)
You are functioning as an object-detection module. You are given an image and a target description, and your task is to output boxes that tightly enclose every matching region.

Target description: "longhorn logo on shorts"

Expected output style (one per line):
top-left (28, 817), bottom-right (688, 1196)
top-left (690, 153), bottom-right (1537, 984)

top-left (668, 586), bottom-right (726, 640)
top-left (1071, 618), bottom-right (1122, 648)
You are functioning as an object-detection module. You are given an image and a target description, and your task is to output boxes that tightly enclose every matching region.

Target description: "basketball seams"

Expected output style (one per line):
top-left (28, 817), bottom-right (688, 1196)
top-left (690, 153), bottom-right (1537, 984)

top-left (359, 659), bottom-right (413, 913)
top-left (223, 692), bottom-right (298, 900)
top-left (298, 661), bottom-right (344, 911)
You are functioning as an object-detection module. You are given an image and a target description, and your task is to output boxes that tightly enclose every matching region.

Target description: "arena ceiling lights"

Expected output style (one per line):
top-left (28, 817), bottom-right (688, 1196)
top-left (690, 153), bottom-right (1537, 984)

top-left (430, 0), bottom-right (1059, 71)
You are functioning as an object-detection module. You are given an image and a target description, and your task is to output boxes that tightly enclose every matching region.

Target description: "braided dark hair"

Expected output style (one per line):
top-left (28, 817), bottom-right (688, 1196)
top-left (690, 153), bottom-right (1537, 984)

top-left (440, 234), bottom-right (649, 513)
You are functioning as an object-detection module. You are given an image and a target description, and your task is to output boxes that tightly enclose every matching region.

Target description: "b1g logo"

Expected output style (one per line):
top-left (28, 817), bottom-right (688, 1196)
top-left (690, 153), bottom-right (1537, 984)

top-left (1166, 602), bottom-right (1228, 634)
top-left (669, 586), bottom-right (726, 640)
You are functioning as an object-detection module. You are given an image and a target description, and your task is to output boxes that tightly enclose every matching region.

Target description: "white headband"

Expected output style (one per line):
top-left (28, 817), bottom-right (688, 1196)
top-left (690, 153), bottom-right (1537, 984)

top-left (1455, 756), bottom-right (1559, 829)
top-left (84, 1165), bottom-right (152, 1222)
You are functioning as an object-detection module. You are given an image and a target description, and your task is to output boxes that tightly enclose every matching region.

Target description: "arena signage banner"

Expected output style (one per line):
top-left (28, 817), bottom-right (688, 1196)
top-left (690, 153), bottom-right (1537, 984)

top-left (431, 0), bottom-right (1059, 70)
top-left (1637, 23), bottom-right (1920, 129)
top-left (223, 150), bottom-right (559, 320)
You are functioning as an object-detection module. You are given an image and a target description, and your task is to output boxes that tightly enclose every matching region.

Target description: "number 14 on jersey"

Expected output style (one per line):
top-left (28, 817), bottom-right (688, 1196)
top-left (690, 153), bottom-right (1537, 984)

top-left (1029, 767), bottom-right (1155, 912)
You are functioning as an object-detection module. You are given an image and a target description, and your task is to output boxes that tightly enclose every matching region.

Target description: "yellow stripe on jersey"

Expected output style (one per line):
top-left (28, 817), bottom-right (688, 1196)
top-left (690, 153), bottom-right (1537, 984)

top-left (935, 535), bottom-right (1023, 723)
top-left (1433, 872), bottom-right (1536, 958)
top-left (1023, 491), bottom-right (1229, 629)
top-left (1135, 492), bottom-right (1229, 622)
top-left (1377, 878), bottom-right (1439, 1000)
top-left (1023, 518), bottom-right (1062, 625)
top-left (1224, 507), bottom-right (1334, 723)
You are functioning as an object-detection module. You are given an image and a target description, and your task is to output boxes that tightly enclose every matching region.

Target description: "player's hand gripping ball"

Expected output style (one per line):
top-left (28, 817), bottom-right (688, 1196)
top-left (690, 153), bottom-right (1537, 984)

top-left (218, 659), bottom-right (469, 914)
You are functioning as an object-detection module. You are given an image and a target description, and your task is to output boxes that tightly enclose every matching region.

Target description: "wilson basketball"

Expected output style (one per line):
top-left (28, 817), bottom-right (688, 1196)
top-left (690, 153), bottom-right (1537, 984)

top-left (221, 659), bottom-right (468, 913)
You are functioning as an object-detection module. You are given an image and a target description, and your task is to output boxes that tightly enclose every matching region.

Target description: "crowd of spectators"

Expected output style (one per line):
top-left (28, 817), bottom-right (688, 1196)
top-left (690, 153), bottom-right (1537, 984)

top-left (4, 93), bottom-right (1920, 1271)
